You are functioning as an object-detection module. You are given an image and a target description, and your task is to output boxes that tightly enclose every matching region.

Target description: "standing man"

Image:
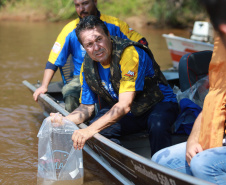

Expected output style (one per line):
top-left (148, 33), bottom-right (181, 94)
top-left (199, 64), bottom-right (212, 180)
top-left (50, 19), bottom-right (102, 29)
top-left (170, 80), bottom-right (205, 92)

top-left (152, 0), bottom-right (226, 184)
top-left (51, 15), bottom-right (179, 156)
top-left (33, 0), bottom-right (148, 113)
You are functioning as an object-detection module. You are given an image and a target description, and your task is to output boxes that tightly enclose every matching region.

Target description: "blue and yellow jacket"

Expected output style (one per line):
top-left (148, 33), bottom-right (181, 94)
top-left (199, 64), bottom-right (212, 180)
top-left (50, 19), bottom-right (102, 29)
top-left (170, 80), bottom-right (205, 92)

top-left (79, 39), bottom-right (177, 107)
top-left (46, 11), bottom-right (147, 84)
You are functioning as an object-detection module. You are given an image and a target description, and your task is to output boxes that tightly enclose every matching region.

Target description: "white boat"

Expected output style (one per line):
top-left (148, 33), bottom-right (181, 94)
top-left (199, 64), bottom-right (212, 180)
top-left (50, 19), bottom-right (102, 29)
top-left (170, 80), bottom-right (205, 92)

top-left (163, 21), bottom-right (214, 69)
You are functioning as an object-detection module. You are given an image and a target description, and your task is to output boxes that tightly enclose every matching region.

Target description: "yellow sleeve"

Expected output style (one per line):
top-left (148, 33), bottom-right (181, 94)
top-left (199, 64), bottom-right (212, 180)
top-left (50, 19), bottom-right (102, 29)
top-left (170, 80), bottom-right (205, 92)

top-left (116, 18), bottom-right (144, 42)
top-left (119, 46), bottom-right (139, 94)
top-left (79, 63), bottom-right (84, 103)
top-left (48, 19), bottom-right (80, 64)
top-left (100, 14), bottom-right (144, 43)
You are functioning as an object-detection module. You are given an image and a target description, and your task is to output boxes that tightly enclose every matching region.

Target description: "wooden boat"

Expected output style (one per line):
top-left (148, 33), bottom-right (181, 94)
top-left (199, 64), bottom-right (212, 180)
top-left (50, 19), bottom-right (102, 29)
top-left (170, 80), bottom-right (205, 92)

top-left (163, 21), bottom-right (214, 69)
top-left (23, 73), bottom-right (211, 184)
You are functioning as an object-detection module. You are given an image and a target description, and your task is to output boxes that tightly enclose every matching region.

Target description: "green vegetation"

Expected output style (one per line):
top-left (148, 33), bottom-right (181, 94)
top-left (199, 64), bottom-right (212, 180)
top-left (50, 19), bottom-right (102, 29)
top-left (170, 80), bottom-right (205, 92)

top-left (151, 0), bottom-right (206, 27)
top-left (98, 0), bottom-right (153, 19)
top-left (0, 0), bottom-right (207, 27)
top-left (0, 0), bottom-right (76, 21)
top-left (40, 0), bottom-right (75, 21)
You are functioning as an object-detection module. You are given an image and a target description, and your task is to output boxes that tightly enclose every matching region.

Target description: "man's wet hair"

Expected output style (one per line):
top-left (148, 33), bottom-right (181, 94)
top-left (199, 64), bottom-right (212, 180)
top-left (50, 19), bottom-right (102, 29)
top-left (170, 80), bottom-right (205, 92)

top-left (200, 0), bottom-right (226, 32)
top-left (76, 15), bottom-right (109, 45)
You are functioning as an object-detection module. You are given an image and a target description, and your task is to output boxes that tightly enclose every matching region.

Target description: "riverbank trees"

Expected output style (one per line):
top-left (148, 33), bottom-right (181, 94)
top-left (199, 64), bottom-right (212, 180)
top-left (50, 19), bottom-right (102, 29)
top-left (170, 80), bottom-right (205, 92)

top-left (0, 0), bottom-right (207, 28)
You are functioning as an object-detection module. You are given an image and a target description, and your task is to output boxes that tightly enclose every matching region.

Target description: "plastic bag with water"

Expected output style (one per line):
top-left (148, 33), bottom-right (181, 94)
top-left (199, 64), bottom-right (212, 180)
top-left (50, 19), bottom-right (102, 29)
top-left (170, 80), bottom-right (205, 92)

top-left (37, 117), bottom-right (84, 185)
top-left (173, 76), bottom-right (209, 108)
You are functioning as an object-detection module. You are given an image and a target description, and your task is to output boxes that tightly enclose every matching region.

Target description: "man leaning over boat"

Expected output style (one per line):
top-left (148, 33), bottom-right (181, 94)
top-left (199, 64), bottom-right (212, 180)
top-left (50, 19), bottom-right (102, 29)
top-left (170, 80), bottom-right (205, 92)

top-left (152, 0), bottom-right (226, 184)
top-left (32, 0), bottom-right (148, 113)
top-left (50, 15), bottom-right (179, 156)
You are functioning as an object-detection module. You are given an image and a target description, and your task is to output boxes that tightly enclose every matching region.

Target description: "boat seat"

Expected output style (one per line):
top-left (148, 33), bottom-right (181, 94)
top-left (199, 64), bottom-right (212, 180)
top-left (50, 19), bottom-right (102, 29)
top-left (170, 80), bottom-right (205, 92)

top-left (120, 130), bottom-right (188, 159)
top-left (179, 50), bottom-right (212, 92)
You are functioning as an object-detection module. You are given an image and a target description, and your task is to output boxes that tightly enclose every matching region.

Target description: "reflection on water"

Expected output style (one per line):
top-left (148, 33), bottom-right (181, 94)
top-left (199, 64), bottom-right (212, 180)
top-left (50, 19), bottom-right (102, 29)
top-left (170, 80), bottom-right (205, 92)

top-left (0, 20), bottom-right (188, 184)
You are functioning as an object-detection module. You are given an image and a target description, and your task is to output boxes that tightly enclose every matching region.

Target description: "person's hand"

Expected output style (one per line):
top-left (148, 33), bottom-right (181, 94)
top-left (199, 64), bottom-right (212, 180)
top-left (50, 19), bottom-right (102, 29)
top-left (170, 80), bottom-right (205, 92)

top-left (33, 86), bottom-right (48, 101)
top-left (71, 128), bottom-right (94, 150)
top-left (186, 142), bottom-right (203, 166)
top-left (50, 112), bottom-right (64, 127)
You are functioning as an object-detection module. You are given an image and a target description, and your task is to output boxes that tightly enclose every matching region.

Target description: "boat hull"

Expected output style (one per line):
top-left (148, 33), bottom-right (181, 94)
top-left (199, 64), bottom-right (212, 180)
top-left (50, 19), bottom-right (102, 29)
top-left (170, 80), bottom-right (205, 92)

top-left (163, 34), bottom-right (214, 69)
top-left (23, 80), bottom-right (211, 185)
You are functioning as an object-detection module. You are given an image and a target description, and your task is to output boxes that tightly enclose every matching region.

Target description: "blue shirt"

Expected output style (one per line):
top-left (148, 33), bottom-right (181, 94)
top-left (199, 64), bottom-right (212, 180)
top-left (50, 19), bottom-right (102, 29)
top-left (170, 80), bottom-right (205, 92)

top-left (80, 45), bottom-right (177, 105)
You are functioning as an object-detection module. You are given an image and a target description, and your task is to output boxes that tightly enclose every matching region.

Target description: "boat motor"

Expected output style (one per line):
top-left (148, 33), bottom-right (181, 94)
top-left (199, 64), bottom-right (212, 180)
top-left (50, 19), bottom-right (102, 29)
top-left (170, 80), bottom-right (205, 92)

top-left (190, 21), bottom-right (214, 43)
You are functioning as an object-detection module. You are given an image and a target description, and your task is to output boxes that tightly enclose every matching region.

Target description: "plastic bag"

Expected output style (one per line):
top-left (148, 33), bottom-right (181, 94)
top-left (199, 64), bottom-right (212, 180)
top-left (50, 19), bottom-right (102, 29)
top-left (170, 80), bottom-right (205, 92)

top-left (37, 117), bottom-right (84, 185)
top-left (173, 76), bottom-right (209, 108)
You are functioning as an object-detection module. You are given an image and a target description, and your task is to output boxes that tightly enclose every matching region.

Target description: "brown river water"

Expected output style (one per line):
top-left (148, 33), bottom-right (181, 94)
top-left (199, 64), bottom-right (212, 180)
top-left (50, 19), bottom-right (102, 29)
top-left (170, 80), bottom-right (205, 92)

top-left (0, 20), bottom-right (189, 185)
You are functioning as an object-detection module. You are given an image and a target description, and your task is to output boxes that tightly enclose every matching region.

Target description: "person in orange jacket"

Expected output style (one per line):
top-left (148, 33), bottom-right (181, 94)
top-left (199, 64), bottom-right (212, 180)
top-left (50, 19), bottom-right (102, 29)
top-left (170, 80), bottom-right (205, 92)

top-left (152, 0), bottom-right (226, 184)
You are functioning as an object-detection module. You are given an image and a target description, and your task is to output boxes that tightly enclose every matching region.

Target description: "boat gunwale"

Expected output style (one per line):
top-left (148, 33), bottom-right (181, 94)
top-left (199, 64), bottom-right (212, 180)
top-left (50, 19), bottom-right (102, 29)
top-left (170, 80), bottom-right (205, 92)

top-left (162, 34), bottom-right (214, 47)
top-left (23, 80), bottom-right (212, 185)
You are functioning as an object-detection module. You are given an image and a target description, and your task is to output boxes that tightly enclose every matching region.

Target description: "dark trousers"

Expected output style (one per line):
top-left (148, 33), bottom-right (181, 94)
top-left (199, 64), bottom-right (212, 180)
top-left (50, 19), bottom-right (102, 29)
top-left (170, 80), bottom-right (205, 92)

top-left (89, 101), bottom-right (179, 156)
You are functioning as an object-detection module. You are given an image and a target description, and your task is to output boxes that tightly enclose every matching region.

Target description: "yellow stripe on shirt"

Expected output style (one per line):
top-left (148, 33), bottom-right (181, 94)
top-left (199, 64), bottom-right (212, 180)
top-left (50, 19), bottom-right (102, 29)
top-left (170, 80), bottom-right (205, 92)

top-left (48, 19), bottom-right (80, 64)
top-left (100, 14), bottom-right (144, 43)
top-left (119, 46), bottom-right (139, 94)
top-left (79, 62), bottom-right (85, 103)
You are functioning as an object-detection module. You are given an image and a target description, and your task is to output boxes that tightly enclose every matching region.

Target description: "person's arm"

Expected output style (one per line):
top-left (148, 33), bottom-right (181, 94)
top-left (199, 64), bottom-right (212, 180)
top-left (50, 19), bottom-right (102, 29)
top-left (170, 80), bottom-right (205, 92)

top-left (50, 63), bottom-right (96, 125)
top-left (71, 91), bottom-right (136, 150)
top-left (33, 69), bottom-right (55, 101)
top-left (65, 103), bottom-right (95, 124)
top-left (186, 111), bottom-right (203, 165)
top-left (50, 103), bottom-right (95, 125)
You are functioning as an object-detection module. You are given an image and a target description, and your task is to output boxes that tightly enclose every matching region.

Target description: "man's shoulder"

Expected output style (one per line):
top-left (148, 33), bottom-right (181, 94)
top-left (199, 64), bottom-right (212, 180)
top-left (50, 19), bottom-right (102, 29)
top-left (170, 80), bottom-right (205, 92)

top-left (62, 18), bottom-right (80, 31)
top-left (55, 18), bottom-right (80, 45)
top-left (100, 14), bottom-right (127, 26)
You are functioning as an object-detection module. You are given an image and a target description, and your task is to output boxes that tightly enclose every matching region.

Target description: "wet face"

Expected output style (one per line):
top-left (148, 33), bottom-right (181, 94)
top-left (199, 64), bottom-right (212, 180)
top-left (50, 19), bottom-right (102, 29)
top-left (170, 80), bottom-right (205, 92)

top-left (74, 0), bottom-right (97, 19)
top-left (80, 26), bottom-right (112, 65)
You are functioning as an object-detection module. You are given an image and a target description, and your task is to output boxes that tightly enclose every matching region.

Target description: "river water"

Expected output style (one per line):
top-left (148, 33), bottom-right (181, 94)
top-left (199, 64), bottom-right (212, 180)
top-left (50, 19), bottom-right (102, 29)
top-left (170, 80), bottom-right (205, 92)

top-left (0, 20), bottom-right (189, 184)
